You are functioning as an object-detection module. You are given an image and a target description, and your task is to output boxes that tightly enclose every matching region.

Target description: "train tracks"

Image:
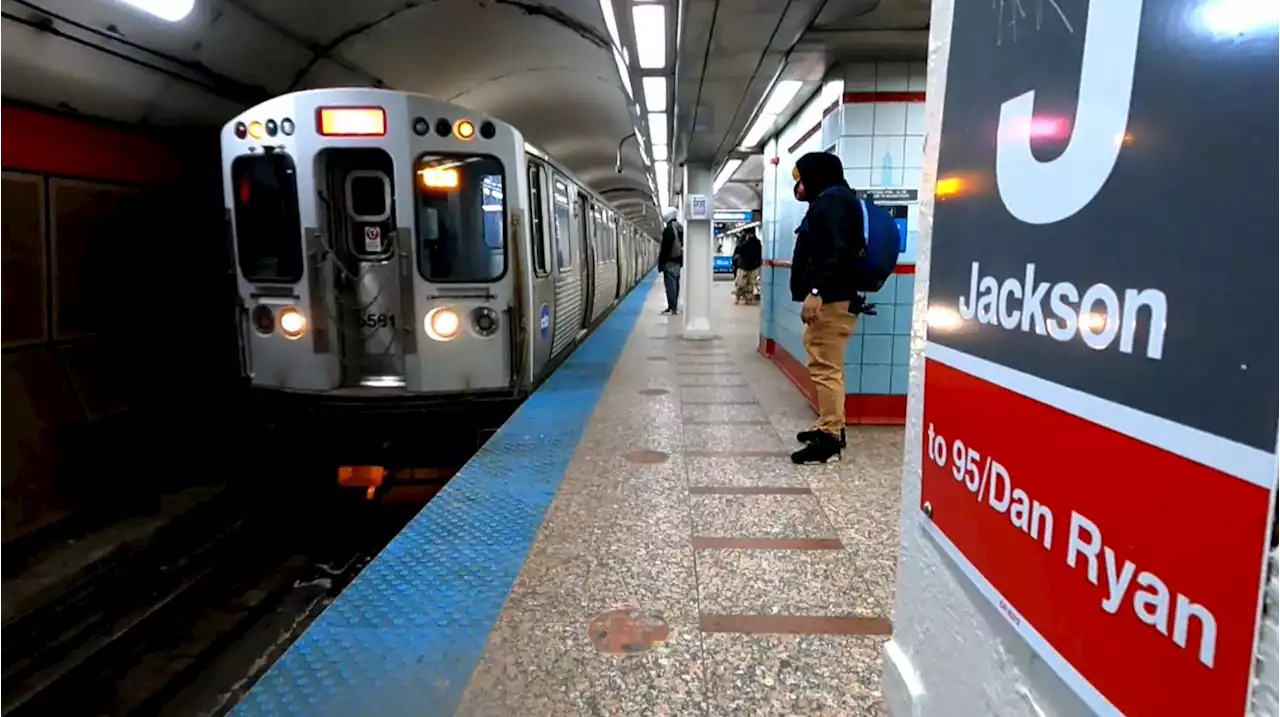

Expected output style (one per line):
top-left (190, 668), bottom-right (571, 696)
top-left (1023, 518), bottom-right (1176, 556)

top-left (2, 482), bottom-right (422, 717)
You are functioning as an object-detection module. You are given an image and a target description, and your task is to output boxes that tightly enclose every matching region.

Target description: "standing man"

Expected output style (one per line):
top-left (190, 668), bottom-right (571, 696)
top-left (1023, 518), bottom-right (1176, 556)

top-left (789, 152), bottom-right (864, 464)
top-left (731, 228), bottom-right (763, 304)
top-left (658, 207), bottom-right (684, 315)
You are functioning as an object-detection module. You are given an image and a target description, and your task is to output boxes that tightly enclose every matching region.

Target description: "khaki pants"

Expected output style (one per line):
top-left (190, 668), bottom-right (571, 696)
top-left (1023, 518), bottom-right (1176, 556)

top-left (803, 301), bottom-right (857, 435)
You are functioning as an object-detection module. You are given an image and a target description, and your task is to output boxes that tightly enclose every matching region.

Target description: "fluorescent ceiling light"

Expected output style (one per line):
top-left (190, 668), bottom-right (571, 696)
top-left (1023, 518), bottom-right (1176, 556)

top-left (652, 143), bottom-right (668, 162)
top-left (648, 112), bottom-right (668, 146)
top-left (1201, 0), bottom-right (1280, 35)
top-left (714, 159), bottom-right (742, 193)
top-left (656, 159), bottom-right (670, 204)
top-left (642, 76), bottom-right (667, 113)
top-left (599, 0), bottom-right (622, 49)
top-left (115, 0), bottom-right (194, 21)
top-left (633, 4), bottom-right (666, 69)
top-left (761, 80), bottom-right (803, 116)
top-left (613, 49), bottom-right (633, 98)
top-left (739, 113), bottom-right (777, 149)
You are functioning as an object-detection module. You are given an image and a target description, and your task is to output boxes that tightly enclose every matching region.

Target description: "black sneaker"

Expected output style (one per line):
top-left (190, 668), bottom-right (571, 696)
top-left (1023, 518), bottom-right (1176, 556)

top-left (791, 431), bottom-right (842, 464)
top-left (797, 427), bottom-right (846, 448)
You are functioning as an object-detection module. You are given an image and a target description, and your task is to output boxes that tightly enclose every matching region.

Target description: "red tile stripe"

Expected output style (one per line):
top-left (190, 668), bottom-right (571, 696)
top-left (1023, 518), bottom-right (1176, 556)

top-left (757, 337), bottom-right (907, 426)
top-left (843, 91), bottom-right (926, 104)
top-left (689, 486), bottom-right (812, 495)
top-left (692, 537), bottom-right (844, 550)
top-left (700, 614), bottom-right (893, 636)
top-left (764, 260), bottom-right (916, 274)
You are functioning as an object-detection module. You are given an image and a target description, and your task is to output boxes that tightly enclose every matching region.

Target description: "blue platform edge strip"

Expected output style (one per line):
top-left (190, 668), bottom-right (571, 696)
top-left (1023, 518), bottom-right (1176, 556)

top-left (232, 271), bottom-right (657, 717)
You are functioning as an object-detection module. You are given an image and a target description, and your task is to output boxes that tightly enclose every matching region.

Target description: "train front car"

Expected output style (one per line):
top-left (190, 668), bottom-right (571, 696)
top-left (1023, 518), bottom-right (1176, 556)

top-left (221, 89), bottom-right (530, 469)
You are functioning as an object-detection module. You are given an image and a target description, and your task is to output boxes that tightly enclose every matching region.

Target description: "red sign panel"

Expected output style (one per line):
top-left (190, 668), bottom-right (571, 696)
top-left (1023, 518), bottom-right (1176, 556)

top-left (920, 356), bottom-right (1274, 717)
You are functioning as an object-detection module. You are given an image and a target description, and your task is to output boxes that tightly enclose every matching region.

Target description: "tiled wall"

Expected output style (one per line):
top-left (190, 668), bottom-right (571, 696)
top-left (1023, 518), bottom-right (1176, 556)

top-left (760, 62), bottom-right (928, 412)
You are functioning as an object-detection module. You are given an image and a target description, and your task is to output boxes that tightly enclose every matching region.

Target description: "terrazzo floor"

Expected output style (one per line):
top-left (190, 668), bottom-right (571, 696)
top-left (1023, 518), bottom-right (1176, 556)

top-left (456, 280), bottom-right (904, 716)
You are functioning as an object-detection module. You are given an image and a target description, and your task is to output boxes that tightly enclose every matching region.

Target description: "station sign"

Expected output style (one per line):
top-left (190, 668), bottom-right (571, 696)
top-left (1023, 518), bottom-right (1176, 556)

top-left (920, 3), bottom-right (1277, 717)
top-left (713, 210), bottom-right (753, 222)
top-left (862, 188), bottom-right (918, 203)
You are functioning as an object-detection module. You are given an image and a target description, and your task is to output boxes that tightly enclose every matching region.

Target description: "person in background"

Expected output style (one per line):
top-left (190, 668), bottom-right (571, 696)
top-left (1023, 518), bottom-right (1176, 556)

top-left (658, 207), bottom-right (684, 315)
top-left (788, 152), bottom-right (864, 464)
top-left (732, 228), bottom-right (763, 304)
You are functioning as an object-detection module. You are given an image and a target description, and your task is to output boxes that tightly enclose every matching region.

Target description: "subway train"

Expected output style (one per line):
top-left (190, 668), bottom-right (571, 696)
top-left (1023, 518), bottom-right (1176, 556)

top-left (220, 88), bottom-right (658, 473)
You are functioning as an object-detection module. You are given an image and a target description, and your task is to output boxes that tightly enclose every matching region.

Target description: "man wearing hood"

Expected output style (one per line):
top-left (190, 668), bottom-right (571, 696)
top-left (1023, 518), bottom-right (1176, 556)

top-left (658, 207), bottom-right (683, 315)
top-left (789, 151), bottom-right (864, 464)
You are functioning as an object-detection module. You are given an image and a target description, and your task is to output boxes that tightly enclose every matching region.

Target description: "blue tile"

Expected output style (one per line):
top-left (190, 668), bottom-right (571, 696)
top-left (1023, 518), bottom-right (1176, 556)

top-left (861, 364), bottom-right (892, 393)
top-left (860, 304), bottom-right (896, 334)
top-left (895, 274), bottom-right (915, 303)
top-left (890, 364), bottom-right (910, 394)
top-left (841, 364), bottom-right (864, 394)
top-left (891, 334), bottom-right (911, 365)
top-left (867, 275), bottom-right (898, 305)
top-left (862, 335), bottom-right (894, 365)
top-left (843, 334), bottom-right (864, 363)
top-left (893, 303), bottom-right (914, 335)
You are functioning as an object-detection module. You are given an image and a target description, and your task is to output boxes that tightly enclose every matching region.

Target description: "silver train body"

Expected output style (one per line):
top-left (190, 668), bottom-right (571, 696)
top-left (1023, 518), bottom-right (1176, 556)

top-left (220, 88), bottom-right (656, 443)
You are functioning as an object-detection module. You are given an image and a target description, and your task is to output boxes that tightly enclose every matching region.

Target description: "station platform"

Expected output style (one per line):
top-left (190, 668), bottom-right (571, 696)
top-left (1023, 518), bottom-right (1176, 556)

top-left (233, 273), bottom-right (904, 717)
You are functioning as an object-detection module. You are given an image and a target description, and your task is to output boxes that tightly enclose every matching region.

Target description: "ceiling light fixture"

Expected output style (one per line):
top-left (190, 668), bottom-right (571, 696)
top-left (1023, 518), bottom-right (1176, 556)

top-left (642, 76), bottom-right (667, 113)
top-left (632, 4), bottom-right (666, 69)
top-left (714, 159), bottom-right (742, 193)
top-left (114, 0), bottom-right (194, 21)
top-left (648, 111), bottom-right (668, 146)
top-left (738, 79), bottom-right (805, 150)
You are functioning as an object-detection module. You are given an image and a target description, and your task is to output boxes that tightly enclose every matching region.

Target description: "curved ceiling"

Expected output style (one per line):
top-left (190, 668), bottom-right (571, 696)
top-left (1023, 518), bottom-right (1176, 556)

top-left (0, 0), bottom-right (664, 233)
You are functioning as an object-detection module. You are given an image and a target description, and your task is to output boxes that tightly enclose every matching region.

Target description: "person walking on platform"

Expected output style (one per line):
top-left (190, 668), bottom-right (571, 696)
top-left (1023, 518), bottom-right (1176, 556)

top-left (788, 152), bottom-right (864, 464)
top-left (732, 228), bottom-right (763, 304)
top-left (658, 207), bottom-right (684, 315)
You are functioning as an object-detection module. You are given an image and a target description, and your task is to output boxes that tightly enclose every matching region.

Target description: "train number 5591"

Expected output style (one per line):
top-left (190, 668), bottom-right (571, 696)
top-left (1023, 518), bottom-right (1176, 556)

top-left (358, 313), bottom-right (397, 329)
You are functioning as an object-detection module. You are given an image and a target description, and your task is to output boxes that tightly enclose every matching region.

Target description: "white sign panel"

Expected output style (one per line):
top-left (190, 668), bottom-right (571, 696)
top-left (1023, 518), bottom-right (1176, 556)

top-left (687, 194), bottom-right (710, 221)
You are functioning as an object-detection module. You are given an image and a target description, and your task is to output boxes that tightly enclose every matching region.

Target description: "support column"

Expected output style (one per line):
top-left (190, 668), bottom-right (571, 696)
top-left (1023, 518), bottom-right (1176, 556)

top-left (681, 163), bottom-right (714, 340)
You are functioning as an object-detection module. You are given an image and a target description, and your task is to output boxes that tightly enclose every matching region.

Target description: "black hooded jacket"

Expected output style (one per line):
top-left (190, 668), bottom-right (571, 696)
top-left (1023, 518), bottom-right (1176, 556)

top-left (733, 233), bottom-right (763, 272)
top-left (789, 152), bottom-right (865, 303)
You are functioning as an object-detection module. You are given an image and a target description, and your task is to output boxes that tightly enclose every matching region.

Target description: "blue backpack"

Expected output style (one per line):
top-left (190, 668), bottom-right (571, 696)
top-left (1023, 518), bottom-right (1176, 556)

top-left (853, 194), bottom-right (901, 293)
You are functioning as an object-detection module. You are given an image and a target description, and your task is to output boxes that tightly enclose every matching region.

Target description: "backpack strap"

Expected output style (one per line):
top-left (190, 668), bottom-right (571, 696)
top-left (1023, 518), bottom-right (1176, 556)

top-left (859, 198), bottom-right (871, 241)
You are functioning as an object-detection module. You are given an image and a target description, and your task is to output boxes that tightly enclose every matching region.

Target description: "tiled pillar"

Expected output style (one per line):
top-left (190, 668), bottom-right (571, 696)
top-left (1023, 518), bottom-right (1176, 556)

top-left (836, 60), bottom-right (928, 424)
top-left (681, 163), bottom-right (714, 340)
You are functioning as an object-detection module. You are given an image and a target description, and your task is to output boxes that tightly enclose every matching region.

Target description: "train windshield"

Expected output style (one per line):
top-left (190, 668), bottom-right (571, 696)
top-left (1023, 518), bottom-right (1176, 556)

top-left (413, 154), bottom-right (506, 283)
top-left (230, 154), bottom-right (304, 284)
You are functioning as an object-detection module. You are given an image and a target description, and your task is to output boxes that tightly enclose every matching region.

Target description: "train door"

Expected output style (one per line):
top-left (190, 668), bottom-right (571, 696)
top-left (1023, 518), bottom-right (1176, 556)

top-left (576, 192), bottom-right (595, 330)
top-left (548, 175), bottom-right (580, 357)
top-left (526, 160), bottom-right (556, 375)
top-left (316, 147), bottom-right (410, 389)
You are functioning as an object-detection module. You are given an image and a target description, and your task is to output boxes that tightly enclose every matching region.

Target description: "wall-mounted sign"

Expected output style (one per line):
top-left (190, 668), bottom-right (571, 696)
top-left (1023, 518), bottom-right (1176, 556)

top-left (713, 210), bottom-right (753, 222)
top-left (687, 194), bottom-right (710, 221)
top-left (863, 188), bottom-right (919, 203)
top-left (920, 3), bottom-right (1276, 717)
top-left (713, 255), bottom-right (734, 274)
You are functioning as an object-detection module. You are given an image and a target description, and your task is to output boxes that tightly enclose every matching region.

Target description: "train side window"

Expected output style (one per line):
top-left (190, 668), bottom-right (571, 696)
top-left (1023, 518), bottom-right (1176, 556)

top-left (231, 153), bottom-right (304, 284)
top-left (527, 164), bottom-right (548, 276)
top-left (552, 178), bottom-right (572, 272)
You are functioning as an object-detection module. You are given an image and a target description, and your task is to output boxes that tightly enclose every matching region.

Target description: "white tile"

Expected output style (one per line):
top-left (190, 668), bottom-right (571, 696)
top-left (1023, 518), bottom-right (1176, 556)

top-left (908, 62), bottom-right (928, 91)
top-left (907, 203), bottom-right (920, 228)
top-left (876, 61), bottom-right (911, 91)
top-left (872, 135), bottom-right (906, 174)
top-left (841, 104), bottom-right (875, 136)
top-left (844, 63), bottom-right (876, 91)
top-left (905, 103), bottom-right (927, 135)
top-left (839, 136), bottom-right (874, 168)
top-left (903, 135), bottom-right (925, 168)
top-left (869, 166), bottom-right (905, 188)
top-left (902, 167), bottom-right (923, 191)
top-left (844, 167), bottom-right (873, 189)
top-left (873, 103), bottom-right (908, 135)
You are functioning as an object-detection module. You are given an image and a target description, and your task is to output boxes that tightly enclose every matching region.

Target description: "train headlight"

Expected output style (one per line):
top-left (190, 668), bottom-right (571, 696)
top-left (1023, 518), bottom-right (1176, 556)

top-left (425, 307), bottom-right (460, 341)
top-left (279, 307), bottom-right (307, 339)
top-left (472, 307), bottom-right (499, 337)
top-left (453, 119), bottom-right (476, 140)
